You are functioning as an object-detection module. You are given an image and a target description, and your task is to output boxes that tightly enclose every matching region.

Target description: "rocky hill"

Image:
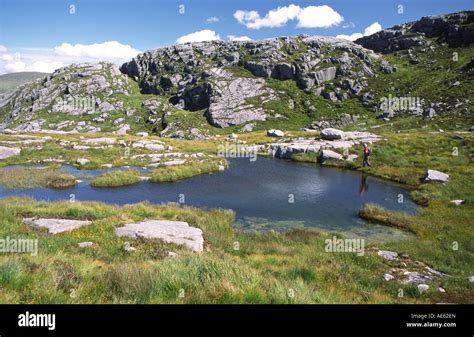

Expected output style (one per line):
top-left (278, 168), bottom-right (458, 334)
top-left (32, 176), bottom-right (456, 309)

top-left (0, 11), bottom-right (472, 138)
top-left (356, 11), bottom-right (473, 53)
top-left (120, 35), bottom-right (379, 128)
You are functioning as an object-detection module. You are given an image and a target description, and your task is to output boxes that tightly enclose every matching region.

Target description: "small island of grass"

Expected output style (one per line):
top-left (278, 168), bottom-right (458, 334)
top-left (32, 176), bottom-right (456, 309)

top-left (90, 169), bottom-right (143, 187)
top-left (149, 160), bottom-right (225, 183)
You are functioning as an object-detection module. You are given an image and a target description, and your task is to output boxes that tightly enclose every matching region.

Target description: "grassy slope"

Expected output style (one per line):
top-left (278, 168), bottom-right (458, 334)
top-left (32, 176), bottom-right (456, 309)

top-left (0, 72), bottom-right (49, 93)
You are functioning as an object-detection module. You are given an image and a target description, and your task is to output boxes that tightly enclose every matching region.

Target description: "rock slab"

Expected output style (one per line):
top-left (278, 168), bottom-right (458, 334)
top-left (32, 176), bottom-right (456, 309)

top-left (0, 146), bottom-right (21, 159)
top-left (115, 220), bottom-right (204, 252)
top-left (425, 169), bottom-right (449, 182)
top-left (24, 217), bottom-right (92, 234)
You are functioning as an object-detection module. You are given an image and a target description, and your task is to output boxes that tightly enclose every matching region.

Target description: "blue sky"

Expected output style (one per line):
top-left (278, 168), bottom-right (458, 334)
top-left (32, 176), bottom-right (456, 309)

top-left (0, 0), bottom-right (472, 73)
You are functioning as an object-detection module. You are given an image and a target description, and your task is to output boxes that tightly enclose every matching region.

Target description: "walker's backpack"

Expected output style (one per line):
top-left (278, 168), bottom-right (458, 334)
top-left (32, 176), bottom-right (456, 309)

top-left (368, 148), bottom-right (372, 155)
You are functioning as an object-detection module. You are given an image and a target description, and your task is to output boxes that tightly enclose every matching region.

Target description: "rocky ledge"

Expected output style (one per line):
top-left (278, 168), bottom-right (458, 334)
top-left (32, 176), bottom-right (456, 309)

top-left (356, 11), bottom-right (473, 53)
top-left (267, 129), bottom-right (381, 160)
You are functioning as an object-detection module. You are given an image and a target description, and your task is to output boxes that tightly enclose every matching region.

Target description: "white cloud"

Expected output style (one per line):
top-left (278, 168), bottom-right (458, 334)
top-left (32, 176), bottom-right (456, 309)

top-left (233, 5), bottom-right (343, 29)
top-left (0, 45), bottom-right (7, 53)
top-left (4, 61), bottom-right (26, 72)
top-left (228, 35), bottom-right (252, 42)
top-left (0, 41), bottom-right (141, 74)
top-left (54, 41), bottom-right (139, 59)
top-left (176, 29), bottom-right (221, 44)
top-left (1, 54), bottom-right (14, 61)
top-left (336, 21), bottom-right (382, 41)
top-left (3, 53), bottom-right (65, 73)
top-left (363, 22), bottom-right (382, 36)
top-left (296, 6), bottom-right (344, 28)
top-left (206, 16), bottom-right (219, 23)
top-left (342, 22), bottom-right (355, 29)
top-left (335, 33), bottom-right (363, 41)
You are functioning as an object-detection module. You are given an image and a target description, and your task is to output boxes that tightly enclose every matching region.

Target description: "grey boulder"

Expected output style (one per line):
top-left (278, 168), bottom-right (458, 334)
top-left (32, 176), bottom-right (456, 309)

top-left (24, 218), bottom-right (92, 234)
top-left (320, 128), bottom-right (344, 140)
top-left (115, 220), bottom-right (204, 252)
top-left (0, 146), bottom-right (21, 159)
top-left (424, 169), bottom-right (449, 182)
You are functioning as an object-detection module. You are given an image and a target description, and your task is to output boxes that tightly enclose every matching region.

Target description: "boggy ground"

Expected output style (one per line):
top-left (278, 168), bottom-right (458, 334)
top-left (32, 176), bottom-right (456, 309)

top-left (0, 117), bottom-right (472, 304)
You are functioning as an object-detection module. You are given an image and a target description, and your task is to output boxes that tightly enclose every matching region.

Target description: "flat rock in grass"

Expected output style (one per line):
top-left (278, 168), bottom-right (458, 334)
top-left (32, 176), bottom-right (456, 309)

top-left (135, 132), bottom-right (149, 137)
top-left (76, 158), bottom-right (90, 166)
top-left (345, 154), bottom-right (359, 161)
top-left (78, 241), bottom-right (94, 248)
top-left (23, 218), bottom-right (92, 234)
top-left (320, 128), bottom-right (344, 140)
top-left (267, 129), bottom-right (285, 137)
top-left (377, 250), bottom-right (398, 260)
top-left (418, 284), bottom-right (430, 293)
top-left (383, 273), bottom-right (395, 281)
top-left (83, 137), bottom-right (116, 145)
top-left (0, 146), bottom-right (21, 159)
top-left (450, 199), bottom-right (465, 206)
top-left (144, 143), bottom-right (165, 151)
top-left (403, 271), bottom-right (432, 284)
top-left (424, 169), bottom-right (449, 182)
top-left (115, 220), bottom-right (204, 252)
top-left (163, 159), bottom-right (186, 166)
top-left (320, 149), bottom-right (343, 161)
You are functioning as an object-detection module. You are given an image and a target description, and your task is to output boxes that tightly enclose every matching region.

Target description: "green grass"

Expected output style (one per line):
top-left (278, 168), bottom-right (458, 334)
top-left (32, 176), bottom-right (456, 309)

top-left (90, 170), bottom-right (143, 188)
top-left (0, 167), bottom-right (77, 189)
top-left (0, 197), bottom-right (426, 304)
top-left (149, 161), bottom-right (224, 183)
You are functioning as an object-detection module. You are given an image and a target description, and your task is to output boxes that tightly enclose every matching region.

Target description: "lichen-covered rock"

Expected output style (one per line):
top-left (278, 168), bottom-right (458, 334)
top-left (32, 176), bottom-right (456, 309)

top-left (115, 220), bottom-right (204, 252)
top-left (0, 63), bottom-right (132, 132)
top-left (425, 169), bottom-right (449, 182)
top-left (23, 218), bottom-right (92, 234)
top-left (320, 128), bottom-right (344, 140)
top-left (0, 146), bottom-right (21, 159)
top-left (356, 11), bottom-right (473, 52)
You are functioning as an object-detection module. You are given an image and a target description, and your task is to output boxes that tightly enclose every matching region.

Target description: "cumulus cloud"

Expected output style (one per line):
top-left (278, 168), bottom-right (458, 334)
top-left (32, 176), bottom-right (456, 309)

top-left (176, 29), bottom-right (221, 44)
top-left (206, 16), bottom-right (219, 23)
top-left (234, 4), bottom-right (343, 29)
top-left (228, 35), bottom-right (252, 42)
top-left (335, 32), bottom-right (363, 41)
top-left (54, 41), bottom-right (139, 59)
top-left (336, 21), bottom-right (382, 41)
top-left (296, 6), bottom-right (344, 28)
top-left (4, 59), bottom-right (64, 73)
top-left (363, 22), bottom-right (382, 36)
top-left (0, 41), bottom-right (141, 74)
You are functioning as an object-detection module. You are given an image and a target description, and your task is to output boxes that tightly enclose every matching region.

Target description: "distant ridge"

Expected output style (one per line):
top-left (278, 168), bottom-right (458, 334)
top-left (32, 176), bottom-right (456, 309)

top-left (0, 72), bottom-right (49, 93)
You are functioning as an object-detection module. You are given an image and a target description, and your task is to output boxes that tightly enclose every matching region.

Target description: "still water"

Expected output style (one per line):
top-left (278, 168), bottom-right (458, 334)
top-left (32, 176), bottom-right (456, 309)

top-left (0, 157), bottom-right (418, 240)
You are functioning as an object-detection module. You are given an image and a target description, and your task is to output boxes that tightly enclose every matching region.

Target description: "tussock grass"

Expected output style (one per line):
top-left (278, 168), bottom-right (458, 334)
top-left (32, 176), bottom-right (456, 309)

top-left (91, 170), bottom-right (142, 187)
top-left (150, 161), bottom-right (223, 183)
top-left (0, 167), bottom-right (77, 189)
top-left (359, 204), bottom-right (417, 233)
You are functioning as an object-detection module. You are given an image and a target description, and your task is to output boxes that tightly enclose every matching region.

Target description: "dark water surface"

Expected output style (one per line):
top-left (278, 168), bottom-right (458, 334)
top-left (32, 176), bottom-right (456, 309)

top-left (0, 157), bottom-right (418, 240)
